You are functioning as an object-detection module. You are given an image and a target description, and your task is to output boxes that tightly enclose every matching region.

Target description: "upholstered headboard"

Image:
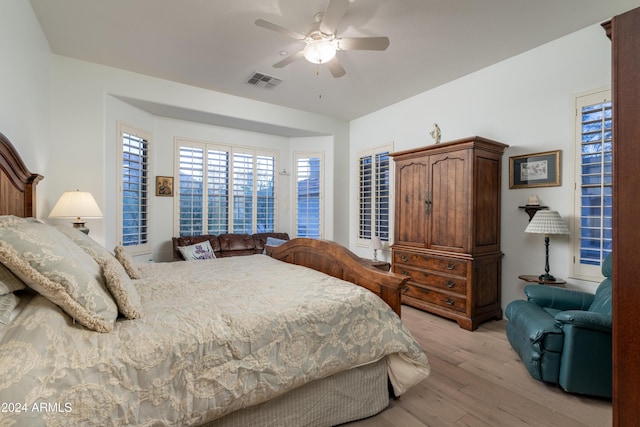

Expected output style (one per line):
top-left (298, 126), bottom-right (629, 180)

top-left (0, 132), bottom-right (43, 217)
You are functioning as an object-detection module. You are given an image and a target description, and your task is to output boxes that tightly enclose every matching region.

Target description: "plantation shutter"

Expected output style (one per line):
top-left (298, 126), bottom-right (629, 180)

top-left (573, 91), bottom-right (613, 279)
top-left (121, 132), bottom-right (149, 249)
top-left (296, 154), bottom-right (322, 238)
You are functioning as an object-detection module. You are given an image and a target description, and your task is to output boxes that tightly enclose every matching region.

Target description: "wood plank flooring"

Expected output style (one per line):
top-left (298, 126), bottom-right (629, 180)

top-left (345, 305), bottom-right (612, 427)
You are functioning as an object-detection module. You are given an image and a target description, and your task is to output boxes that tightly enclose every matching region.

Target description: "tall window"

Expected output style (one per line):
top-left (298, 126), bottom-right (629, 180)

top-left (176, 139), bottom-right (276, 236)
top-left (295, 153), bottom-right (323, 238)
top-left (358, 146), bottom-right (391, 244)
top-left (118, 124), bottom-right (150, 254)
top-left (573, 89), bottom-right (612, 280)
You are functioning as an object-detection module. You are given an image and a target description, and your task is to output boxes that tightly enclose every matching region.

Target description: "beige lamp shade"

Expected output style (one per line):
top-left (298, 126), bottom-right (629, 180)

top-left (524, 210), bottom-right (569, 281)
top-left (371, 236), bottom-right (383, 250)
top-left (371, 236), bottom-right (383, 261)
top-left (525, 210), bottom-right (570, 235)
top-left (49, 190), bottom-right (103, 232)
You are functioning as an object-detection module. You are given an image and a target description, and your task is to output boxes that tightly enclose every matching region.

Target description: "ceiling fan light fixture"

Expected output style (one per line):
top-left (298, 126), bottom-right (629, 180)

top-left (303, 40), bottom-right (337, 64)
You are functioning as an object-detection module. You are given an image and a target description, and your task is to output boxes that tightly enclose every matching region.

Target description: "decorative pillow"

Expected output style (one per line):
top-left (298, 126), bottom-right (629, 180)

top-left (0, 292), bottom-right (20, 325)
top-left (178, 240), bottom-right (216, 261)
top-left (0, 216), bottom-right (118, 333)
top-left (55, 225), bottom-right (116, 261)
top-left (96, 257), bottom-right (143, 319)
top-left (263, 236), bottom-right (288, 254)
top-left (114, 246), bottom-right (143, 279)
top-left (0, 264), bottom-right (26, 295)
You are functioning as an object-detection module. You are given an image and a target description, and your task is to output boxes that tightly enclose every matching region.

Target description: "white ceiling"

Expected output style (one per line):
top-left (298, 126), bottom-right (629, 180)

top-left (30, 0), bottom-right (635, 122)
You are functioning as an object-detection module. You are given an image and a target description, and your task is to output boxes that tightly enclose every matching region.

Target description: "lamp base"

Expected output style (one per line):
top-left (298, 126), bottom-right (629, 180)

top-left (72, 221), bottom-right (90, 235)
top-left (538, 273), bottom-right (556, 282)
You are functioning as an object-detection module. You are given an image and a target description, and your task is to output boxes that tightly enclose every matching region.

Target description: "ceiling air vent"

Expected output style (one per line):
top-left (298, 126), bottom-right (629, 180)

top-left (247, 72), bottom-right (282, 89)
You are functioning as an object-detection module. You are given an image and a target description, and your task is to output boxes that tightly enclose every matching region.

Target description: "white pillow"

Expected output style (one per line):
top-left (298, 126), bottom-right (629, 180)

top-left (178, 240), bottom-right (216, 261)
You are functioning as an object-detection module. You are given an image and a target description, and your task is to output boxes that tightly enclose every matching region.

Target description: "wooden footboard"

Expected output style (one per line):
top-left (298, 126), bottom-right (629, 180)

top-left (266, 238), bottom-right (407, 317)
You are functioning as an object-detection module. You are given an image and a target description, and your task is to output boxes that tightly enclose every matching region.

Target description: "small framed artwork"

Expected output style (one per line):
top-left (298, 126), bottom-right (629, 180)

top-left (156, 176), bottom-right (174, 197)
top-left (509, 150), bottom-right (561, 189)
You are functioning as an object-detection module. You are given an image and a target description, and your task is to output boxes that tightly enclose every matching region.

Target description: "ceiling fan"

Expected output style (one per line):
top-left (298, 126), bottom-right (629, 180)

top-left (255, 0), bottom-right (390, 78)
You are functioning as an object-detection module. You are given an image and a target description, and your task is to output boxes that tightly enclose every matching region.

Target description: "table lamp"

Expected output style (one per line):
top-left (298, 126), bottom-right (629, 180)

top-left (49, 190), bottom-right (103, 234)
top-left (525, 210), bottom-right (570, 281)
top-left (371, 236), bottom-right (383, 261)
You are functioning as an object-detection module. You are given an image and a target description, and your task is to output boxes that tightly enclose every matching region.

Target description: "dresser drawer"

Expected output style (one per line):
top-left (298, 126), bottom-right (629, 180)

top-left (393, 265), bottom-right (466, 295)
top-left (403, 283), bottom-right (466, 313)
top-left (393, 251), bottom-right (467, 276)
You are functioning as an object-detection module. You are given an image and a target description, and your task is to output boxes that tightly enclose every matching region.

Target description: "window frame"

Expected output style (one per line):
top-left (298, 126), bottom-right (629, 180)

top-left (294, 151), bottom-right (324, 238)
top-left (572, 88), bottom-right (612, 281)
top-left (116, 122), bottom-right (152, 255)
top-left (174, 138), bottom-right (278, 236)
top-left (357, 144), bottom-right (393, 247)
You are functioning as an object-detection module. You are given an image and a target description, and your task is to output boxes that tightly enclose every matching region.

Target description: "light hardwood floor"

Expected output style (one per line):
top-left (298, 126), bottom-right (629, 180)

top-left (346, 305), bottom-right (612, 427)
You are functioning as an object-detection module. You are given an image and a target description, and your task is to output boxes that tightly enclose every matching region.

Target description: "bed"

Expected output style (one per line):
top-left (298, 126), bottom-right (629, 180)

top-left (0, 132), bottom-right (430, 426)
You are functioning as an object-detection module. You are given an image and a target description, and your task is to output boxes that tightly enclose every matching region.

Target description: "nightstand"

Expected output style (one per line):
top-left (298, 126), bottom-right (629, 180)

top-left (518, 274), bottom-right (566, 287)
top-left (362, 259), bottom-right (391, 272)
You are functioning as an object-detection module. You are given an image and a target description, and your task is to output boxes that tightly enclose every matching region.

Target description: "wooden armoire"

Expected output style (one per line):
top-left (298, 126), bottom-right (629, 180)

top-left (390, 136), bottom-right (508, 331)
top-left (603, 7), bottom-right (640, 425)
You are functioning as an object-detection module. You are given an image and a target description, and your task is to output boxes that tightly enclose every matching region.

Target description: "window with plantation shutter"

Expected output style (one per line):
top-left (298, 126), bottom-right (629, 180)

top-left (207, 149), bottom-right (230, 235)
top-left (256, 155), bottom-right (276, 233)
top-left (573, 89), bottom-right (612, 280)
top-left (118, 124), bottom-right (150, 254)
top-left (358, 145), bottom-right (391, 244)
top-left (175, 139), bottom-right (276, 236)
top-left (295, 153), bottom-right (323, 238)
top-left (232, 152), bottom-right (253, 233)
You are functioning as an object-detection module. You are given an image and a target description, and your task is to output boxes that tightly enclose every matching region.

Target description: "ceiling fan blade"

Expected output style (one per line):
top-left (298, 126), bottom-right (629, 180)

top-left (255, 19), bottom-right (306, 41)
top-left (338, 37), bottom-right (390, 51)
top-left (273, 50), bottom-right (305, 68)
top-left (326, 57), bottom-right (346, 78)
top-left (319, 0), bottom-right (349, 35)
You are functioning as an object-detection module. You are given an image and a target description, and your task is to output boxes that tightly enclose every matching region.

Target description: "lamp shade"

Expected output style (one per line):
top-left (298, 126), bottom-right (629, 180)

top-left (49, 190), bottom-right (103, 220)
top-left (525, 210), bottom-right (569, 235)
top-left (371, 236), bottom-right (383, 250)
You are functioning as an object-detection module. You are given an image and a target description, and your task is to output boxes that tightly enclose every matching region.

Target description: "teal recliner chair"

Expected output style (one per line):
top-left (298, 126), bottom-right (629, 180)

top-left (505, 253), bottom-right (612, 398)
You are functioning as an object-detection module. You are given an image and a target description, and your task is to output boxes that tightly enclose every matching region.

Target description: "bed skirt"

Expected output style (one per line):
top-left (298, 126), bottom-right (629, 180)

top-left (200, 358), bottom-right (389, 427)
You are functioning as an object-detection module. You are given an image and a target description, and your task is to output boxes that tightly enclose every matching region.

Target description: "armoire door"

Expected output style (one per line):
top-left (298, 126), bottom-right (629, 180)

top-left (394, 158), bottom-right (428, 247)
top-left (428, 150), bottom-right (470, 253)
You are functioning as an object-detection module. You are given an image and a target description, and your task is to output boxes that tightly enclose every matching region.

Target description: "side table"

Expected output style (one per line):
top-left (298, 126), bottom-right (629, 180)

top-left (518, 274), bottom-right (566, 287)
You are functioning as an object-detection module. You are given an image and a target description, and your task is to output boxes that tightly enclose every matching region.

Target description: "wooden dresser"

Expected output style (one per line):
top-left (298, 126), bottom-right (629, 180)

top-left (390, 136), bottom-right (508, 330)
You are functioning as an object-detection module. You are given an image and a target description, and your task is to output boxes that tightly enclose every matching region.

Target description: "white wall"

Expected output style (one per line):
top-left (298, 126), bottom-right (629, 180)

top-left (43, 55), bottom-right (349, 260)
top-left (0, 0), bottom-right (52, 214)
top-left (349, 23), bottom-right (613, 308)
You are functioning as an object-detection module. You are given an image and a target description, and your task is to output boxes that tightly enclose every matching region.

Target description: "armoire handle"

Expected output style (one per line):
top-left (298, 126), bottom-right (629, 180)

top-left (424, 191), bottom-right (432, 214)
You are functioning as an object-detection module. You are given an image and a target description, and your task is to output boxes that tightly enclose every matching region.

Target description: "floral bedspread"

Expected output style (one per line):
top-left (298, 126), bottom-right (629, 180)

top-left (0, 255), bottom-right (429, 426)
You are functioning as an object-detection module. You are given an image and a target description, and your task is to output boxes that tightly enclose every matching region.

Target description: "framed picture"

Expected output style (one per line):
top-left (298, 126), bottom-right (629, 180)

top-left (156, 176), bottom-right (174, 197)
top-left (509, 150), bottom-right (561, 189)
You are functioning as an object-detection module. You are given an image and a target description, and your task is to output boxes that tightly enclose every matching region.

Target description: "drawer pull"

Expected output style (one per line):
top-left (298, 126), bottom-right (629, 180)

top-left (446, 264), bottom-right (455, 270)
top-left (402, 285), bottom-right (409, 292)
top-left (401, 271), bottom-right (410, 276)
top-left (445, 298), bottom-right (455, 306)
top-left (401, 255), bottom-right (409, 262)
top-left (446, 281), bottom-right (455, 288)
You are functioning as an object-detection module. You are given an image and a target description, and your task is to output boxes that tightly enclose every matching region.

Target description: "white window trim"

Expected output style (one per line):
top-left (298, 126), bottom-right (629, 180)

top-left (293, 151), bottom-right (324, 239)
top-left (357, 143), bottom-right (393, 248)
top-left (116, 121), bottom-right (152, 255)
top-left (571, 87), bottom-right (611, 281)
top-left (174, 137), bottom-right (279, 236)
